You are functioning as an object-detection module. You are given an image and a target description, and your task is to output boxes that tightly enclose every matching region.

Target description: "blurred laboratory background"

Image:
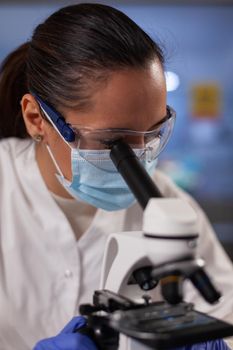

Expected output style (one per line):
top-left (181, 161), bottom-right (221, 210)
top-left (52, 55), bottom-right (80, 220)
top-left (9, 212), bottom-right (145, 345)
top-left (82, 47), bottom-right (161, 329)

top-left (0, 0), bottom-right (233, 258)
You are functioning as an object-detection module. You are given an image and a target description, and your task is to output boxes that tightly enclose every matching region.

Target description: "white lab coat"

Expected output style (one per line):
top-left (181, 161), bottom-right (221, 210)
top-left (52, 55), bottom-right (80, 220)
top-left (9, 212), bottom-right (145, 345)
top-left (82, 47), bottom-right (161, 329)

top-left (0, 137), bottom-right (233, 350)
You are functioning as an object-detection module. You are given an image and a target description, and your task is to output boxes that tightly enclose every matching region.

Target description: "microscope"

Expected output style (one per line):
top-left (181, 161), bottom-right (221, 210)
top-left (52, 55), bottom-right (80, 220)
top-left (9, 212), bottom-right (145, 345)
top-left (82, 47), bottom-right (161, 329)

top-left (78, 140), bottom-right (233, 350)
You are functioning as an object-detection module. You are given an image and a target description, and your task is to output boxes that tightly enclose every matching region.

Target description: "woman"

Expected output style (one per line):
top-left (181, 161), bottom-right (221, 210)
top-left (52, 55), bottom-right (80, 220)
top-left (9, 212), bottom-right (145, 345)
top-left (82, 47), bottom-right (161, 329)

top-left (0, 3), bottom-right (232, 350)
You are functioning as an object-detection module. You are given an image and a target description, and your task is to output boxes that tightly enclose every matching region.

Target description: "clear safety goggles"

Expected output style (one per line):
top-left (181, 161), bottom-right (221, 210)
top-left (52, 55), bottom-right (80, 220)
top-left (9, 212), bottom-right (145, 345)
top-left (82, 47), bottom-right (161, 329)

top-left (71, 107), bottom-right (175, 162)
top-left (34, 93), bottom-right (176, 162)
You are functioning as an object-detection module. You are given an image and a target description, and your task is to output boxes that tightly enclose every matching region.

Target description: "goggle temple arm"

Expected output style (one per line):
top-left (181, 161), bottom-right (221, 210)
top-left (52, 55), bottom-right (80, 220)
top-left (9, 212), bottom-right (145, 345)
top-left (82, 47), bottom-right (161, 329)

top-left (31, 92), bottom-right (76, 143)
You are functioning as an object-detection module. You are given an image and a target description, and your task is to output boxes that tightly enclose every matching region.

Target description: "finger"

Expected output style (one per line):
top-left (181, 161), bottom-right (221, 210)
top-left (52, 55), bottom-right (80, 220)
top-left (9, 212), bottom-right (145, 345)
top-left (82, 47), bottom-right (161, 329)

top-left (206, 340), bottom-right (231, 350)
top-left (53, 333), bottom-right (97, 350)
top-left (59, 316), bottom-right (87, 334)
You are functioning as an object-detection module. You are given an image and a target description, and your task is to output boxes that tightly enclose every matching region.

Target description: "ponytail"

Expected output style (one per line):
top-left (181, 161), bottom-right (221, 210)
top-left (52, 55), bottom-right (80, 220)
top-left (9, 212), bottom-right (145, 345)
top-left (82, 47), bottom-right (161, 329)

top-left (0, 42), bottom-right (29, 139)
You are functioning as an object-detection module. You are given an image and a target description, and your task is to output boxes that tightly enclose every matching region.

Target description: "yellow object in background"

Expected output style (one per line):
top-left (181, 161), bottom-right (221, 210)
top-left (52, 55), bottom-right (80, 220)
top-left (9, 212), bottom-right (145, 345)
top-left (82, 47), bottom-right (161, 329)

top-left (191, 83), bottom-right (221, 119)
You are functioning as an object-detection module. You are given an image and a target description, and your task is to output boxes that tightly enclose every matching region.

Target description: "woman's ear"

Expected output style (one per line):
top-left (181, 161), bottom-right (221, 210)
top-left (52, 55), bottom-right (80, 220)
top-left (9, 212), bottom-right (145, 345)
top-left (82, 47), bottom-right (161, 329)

top-left (21, 93), bottom-right (47, 140)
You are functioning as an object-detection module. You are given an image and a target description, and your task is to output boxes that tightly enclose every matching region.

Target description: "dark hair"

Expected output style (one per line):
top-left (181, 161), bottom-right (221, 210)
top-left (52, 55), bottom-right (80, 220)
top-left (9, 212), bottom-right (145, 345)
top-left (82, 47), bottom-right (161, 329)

top-left (0, 3), bottom-right (164, 139)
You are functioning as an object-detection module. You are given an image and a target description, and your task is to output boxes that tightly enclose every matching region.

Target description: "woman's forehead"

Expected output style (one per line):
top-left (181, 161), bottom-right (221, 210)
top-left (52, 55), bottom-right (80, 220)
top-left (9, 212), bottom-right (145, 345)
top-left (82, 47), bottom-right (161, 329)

top-left (65, 62), bottom-right (167, 130)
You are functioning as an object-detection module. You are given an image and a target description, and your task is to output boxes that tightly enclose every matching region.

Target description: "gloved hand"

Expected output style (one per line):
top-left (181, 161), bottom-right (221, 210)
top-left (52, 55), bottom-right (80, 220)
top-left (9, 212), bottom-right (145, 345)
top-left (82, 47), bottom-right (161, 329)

top-left (175, 339), bottom-right (231, 350)
top-left (33, 316), bottom-right (98, 350)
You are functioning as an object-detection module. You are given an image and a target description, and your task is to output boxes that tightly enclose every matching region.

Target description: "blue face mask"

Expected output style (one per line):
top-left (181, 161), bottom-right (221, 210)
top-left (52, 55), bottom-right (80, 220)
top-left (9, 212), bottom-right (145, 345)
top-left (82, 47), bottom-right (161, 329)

top-left (49, 147), bottom-right (158, 211)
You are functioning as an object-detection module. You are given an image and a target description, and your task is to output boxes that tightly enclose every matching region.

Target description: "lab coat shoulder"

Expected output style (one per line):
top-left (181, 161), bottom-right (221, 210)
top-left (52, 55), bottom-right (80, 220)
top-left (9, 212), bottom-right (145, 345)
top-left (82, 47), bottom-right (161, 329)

top-left (0, 137), bottom-right (17, 186)
top-left (0, 137), bottom-right (37, 262)
top-left (0, 137), bottom-right (33, 222)
top-left (0, 137), bottom-right (32, 188)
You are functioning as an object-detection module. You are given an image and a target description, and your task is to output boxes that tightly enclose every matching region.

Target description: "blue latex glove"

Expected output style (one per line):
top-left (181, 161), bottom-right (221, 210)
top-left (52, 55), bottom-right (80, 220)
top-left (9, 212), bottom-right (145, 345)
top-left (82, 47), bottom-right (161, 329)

top-left (33, 316), bottom-right (98, 350)
top-left (175, 339), bottom-right (231, 350)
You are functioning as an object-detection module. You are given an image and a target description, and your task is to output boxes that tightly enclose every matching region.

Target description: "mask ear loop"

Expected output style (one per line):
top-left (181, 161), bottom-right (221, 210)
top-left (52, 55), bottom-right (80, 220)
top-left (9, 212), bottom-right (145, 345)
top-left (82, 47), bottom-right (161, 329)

top-left (46, 144), bottom-right (65, 179)
top-left (46, 137), bottom-right (82, 182)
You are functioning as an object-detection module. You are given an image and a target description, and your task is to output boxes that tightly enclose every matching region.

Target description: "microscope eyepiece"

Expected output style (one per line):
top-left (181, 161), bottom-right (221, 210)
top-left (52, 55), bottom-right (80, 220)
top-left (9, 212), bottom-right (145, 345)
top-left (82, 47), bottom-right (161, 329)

top-left (110, 139), bottom-right (162, 209)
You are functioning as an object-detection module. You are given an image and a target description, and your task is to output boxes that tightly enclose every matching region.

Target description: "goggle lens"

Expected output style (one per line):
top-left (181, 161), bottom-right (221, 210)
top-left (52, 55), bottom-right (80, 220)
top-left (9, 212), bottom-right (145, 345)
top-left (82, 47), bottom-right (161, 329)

top-left (71, 106), bottom-right (176, 162)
